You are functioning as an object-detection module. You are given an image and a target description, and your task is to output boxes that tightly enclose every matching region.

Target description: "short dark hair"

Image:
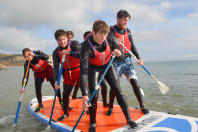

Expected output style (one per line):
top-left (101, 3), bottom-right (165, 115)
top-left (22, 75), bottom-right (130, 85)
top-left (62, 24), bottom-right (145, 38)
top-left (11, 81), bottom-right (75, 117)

top-left (117, 9), bottom-right (131, 19)
top-left (54, 29), bottom-right (67, 40)
top-left (66, 31), bottom-right (74, 37)
top-left (93, 20), bottom-right (110, 34)
top-left (83, 31), bottom-right (91, 40)
top-left (22, 48), bottom-right (31, 55)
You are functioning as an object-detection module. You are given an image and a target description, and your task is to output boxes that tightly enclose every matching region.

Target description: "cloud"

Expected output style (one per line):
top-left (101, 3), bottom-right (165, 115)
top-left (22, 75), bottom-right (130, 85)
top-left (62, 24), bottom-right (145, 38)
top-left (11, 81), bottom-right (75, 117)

top-left (108, 1), bottom-right (170, 28)
top-left (189, 8), bottom-right (198, 20)
top-left (0, 26), bottom-right (54, 53)
top-left (0, 0), bottom-right (94, 29)
top-left (0, 0), bottom-right (197, 61)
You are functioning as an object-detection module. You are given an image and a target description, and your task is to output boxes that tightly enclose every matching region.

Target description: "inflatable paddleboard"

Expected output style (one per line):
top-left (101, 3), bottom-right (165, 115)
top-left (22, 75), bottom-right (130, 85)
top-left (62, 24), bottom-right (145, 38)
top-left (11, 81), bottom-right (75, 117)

top-left (28, 96), bottom-right (198, 132)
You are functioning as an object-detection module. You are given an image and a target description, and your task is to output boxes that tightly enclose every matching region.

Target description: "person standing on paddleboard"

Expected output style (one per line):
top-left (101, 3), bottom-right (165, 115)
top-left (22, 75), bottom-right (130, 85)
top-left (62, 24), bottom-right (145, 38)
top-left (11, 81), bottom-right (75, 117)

top-left (80, 20), bottom-right (137, 131)
top-left (53, 29), bottom-right (81, 121)
top-left (66, 30), bottom-right (81, 100)
top-left (106, 9), bottom-right (149, 116)
top-left (21, 48), bottom-right (62, 112)
top-left (83, 31), bottom-right (109, 107)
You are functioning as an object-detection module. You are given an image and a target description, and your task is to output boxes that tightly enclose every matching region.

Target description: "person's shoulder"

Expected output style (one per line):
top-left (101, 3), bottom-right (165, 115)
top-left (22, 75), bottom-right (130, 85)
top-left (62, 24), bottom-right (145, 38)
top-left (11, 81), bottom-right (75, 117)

top-left (81, 39), bottom-right (91, 49)
top-left (71, 40), bottom-right (81, 46)
top-left (126, 28), bottom-right (132, 33)
top-left (35, 50), bottom-right (46, 54)
top-left (52, 47), bottom-right (59, 54)
top-left (110, 25), bottom-right (117, 33)
top-left (71, 40), bottom-right (79, 44)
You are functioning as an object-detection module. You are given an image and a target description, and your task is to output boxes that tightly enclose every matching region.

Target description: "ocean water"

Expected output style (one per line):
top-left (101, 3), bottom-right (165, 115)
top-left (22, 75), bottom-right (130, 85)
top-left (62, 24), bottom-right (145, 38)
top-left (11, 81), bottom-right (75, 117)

top-left (0, 60), bottom-right (198, 132)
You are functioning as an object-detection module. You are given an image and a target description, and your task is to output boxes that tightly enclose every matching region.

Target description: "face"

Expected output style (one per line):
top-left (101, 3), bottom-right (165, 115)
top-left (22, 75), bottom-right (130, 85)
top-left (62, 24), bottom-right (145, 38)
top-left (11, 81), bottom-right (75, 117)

top-left (56, 35), bottom-right (68, 48)
top-left (67, 34), bottom-right (73, 41)
top-left (23, 51), bottom-right (33, 60)
top-left (117, 17), bottom-right (130, 29)
top-left (93, 31), bottom-right (108, 45)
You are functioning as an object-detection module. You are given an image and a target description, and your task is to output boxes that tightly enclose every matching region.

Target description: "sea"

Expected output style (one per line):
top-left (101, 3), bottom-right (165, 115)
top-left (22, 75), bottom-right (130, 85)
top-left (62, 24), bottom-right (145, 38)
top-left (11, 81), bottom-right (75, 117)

top-left (0, 60), bottom-right (198, 132)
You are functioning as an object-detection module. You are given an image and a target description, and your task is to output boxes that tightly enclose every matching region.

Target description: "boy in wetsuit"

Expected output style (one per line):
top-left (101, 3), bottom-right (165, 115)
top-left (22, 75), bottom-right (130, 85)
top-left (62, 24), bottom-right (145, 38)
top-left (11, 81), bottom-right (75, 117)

top-left (83, 31), bottom-right (109, 107)
top-left (106, 9), bottom-right (149, 116)
top-left (21, 48), bottom-right (62, 112)
top-left (80, 20), bottom-right (137, 131)
top-left (53, 29), bottom-right (81, 121)
top-left (66, 30), bottom-right (81, 99)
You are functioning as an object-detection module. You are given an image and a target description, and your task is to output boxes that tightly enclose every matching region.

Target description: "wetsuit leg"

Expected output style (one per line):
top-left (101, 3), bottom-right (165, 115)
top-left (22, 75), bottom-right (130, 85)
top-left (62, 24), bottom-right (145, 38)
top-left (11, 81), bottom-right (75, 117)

top-left (62, 84), bottom-right (73, 116)
top-left (72, 82), bottom-right (80, 99)
top-left (106, 88), bottom-right (115, 115)
top-left (34, 77), bottom-right (43, 106)
top-left (88, 70), bottom-right (100, 125)
top-left (105, 65), bottom-right (137, 127)
top-left (130, 79), bottom-right (149, 114)
top-left (49, 77), bottom-right (62, 102)
top-left (100, 79), bottom-right (108, 106)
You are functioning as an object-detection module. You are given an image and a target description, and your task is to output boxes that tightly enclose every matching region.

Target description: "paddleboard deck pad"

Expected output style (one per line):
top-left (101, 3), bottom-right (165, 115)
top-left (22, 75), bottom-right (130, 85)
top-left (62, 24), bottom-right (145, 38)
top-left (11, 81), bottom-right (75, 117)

top-left (28, 96), bottom-right (198, 132)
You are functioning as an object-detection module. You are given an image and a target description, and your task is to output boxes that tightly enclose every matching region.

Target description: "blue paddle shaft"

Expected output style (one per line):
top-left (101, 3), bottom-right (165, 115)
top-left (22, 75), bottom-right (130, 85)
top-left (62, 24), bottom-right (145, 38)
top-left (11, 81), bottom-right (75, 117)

top-left (48, 57), bottom-right (64, 125)
top-left (14, 101), bottom-right (22, 124)
top-left (141, 65), bottom-right (151, 76)
top-left (72, 55), bottom-right (115, 132)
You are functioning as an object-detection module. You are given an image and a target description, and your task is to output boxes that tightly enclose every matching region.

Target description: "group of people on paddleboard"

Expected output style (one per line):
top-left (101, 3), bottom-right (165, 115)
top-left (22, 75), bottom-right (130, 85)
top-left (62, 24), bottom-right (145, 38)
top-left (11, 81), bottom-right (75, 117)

top-left (20, 9), bottom-right (149, 131)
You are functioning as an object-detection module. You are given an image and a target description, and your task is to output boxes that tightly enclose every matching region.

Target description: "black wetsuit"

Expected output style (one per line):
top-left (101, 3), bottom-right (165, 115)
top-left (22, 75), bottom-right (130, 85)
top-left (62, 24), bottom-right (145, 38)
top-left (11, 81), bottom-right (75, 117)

top-left (53, 40), bottom-right (81, 116)
top-left (80, 35), bottom-right (136, 126)
top-left (107, 25), bottom-right (148, 115)
top-left (22, 50), bottom-right (61, 106)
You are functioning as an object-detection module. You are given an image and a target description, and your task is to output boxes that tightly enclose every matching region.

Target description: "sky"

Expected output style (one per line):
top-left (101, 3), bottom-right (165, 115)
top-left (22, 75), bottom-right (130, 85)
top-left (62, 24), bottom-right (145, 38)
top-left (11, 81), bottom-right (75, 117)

top-left (0, 0), bottom-right (198, 62)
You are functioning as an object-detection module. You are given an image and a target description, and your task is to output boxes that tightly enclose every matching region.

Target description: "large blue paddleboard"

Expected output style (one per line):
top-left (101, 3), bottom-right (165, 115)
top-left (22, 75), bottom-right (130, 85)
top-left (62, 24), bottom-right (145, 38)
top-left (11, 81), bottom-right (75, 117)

top-left (28, 96), bottom-right (198, 132)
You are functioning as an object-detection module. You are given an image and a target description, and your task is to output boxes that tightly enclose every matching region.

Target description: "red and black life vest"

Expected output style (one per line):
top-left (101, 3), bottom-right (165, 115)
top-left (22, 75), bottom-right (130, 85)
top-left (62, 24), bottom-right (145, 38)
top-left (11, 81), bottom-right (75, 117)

top-left (31, 59), bottom-right (48, 72)
top-left (58, 43), bottom-right (80, 71)
top-left (112, 27), bottom-right (131, 54)
top-left (88, 39), bottom-right (111, 66)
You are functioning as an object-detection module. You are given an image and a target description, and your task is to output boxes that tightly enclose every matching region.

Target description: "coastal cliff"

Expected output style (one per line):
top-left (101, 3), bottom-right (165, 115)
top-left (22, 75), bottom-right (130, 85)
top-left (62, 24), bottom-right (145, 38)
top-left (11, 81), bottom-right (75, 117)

top-left (0, 54), bottom-right (53, 69)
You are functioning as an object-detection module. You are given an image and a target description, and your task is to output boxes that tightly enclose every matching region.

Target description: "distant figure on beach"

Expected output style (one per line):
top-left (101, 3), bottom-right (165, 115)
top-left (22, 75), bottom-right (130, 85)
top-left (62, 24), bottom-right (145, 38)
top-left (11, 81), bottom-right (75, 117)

top-left (21, 48), bottom-right (62, 112)
top-left (106, 9), bottom-right (149, 116)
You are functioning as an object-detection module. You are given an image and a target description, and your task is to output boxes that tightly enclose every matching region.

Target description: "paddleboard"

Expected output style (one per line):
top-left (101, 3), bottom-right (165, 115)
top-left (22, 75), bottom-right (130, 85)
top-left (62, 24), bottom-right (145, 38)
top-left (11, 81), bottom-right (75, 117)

top-left (28, 96), bottom-right (198, 132)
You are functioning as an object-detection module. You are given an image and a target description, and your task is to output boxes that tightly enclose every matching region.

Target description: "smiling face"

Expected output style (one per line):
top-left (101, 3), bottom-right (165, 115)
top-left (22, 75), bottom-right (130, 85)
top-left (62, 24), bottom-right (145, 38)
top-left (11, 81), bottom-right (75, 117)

top-left (56, 35), bottom-right (68, 48)
top-left (117, 16), bottom-right (130, 30)
top-left (23, 51), bottom-right (33, 60)
top-left (93, 31), bottom-right (108, 45)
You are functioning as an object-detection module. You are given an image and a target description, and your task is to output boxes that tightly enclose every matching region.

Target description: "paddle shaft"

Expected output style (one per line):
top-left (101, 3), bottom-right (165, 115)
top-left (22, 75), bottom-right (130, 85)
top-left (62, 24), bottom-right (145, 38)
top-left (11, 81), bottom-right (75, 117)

top-left (14, 60), bottom-right (30, 125)
top-left (72, 55), bottom-right (115, 132)
top-left (48, 55), bottom-right (65, 125)
top-left (119, 42), bottom-right (164, 87)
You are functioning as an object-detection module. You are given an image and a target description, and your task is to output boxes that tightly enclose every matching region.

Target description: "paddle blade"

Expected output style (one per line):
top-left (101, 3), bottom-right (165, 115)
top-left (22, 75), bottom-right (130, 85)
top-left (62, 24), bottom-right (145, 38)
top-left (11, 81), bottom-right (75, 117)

top-left (158, 81), bottom-right (169, 95)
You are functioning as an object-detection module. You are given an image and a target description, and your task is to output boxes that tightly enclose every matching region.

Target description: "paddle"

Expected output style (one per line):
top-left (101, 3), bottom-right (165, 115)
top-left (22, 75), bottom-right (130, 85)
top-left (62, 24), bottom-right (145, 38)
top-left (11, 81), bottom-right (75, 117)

top-left (119, 42), bottom-right (169, 94)
top-left (14, 60), bottom-right (31, 126)
top-left (72, 55), bottom-right (115, 132)
top-left (47, 55), bottom-right (65, 128)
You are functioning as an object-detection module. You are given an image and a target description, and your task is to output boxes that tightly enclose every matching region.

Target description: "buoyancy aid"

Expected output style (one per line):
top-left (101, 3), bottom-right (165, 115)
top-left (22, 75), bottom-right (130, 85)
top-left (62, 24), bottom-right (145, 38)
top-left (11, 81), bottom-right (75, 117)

top-left (31, 59), bottom-right (48, 72)
top-left (58, 43), bottom-right (80, 72)
top-left (88, 39), bottom-right (111, 66)
top-left (111, 27), bottom-right (131, 54)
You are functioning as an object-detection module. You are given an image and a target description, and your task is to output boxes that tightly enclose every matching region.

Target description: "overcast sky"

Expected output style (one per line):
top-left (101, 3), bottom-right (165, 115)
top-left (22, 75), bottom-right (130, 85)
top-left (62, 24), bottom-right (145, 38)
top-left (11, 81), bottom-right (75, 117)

top-left (0, 0), bottom-right (198, 61)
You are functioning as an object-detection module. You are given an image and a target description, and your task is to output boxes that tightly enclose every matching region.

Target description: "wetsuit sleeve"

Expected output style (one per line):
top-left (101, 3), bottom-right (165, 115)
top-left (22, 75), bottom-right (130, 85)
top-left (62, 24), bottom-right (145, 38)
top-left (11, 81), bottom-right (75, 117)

top-left (80, 42), bottom-right (89, 96)
top-left (128, 29), bottom-right (141, 59)
top-left (35, 50), bottom-right (49, 60)
top-left (22, 61), bottom-right (30, 88)
top-left (70, 40), bottom-right (81, 58)
top-left (107, 31), bottom-right (125, 61)
top-left (52, 48), bottom-right (60, 81)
